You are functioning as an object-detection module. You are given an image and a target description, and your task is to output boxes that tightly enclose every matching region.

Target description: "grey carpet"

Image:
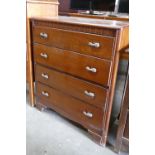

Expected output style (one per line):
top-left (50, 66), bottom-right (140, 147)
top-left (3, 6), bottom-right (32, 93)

top-left (26, 100), bottom-right (128, 155)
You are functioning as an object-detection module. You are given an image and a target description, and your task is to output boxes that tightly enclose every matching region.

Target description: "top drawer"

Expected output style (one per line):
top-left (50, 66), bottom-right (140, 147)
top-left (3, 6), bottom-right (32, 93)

top-left (32, 26), bottom-right (115, 60)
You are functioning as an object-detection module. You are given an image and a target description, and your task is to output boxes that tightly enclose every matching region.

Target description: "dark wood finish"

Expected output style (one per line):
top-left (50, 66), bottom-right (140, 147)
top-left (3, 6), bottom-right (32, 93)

top-left (36, 82), bottom-right (104, 134)
top-left (35, 64), bottom-right (108, 108)
top-left (26, 0), bottom-right (59, 106)
top-left (33, 44), bottom-right (112, 86)
top-left (30, 16), bottom-right (129, 146)
top-left (32, 26), bottom-right (115, 60)
top-left (59, 10), bottom-right (129, 60)
top-left (115, 74), bottom-right (129, 153)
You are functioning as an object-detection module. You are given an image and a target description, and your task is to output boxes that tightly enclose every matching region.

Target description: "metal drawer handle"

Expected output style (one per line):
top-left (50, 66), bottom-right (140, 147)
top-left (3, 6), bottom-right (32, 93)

top-left (88, 42), bottom-right (100, 48)
top-left (40, 53), bottom-right (48, 59)
top-left (40, 32), bottom-right (48, 39)
top-left (41, 91), bottom-right (49, 97)
top-left (41, 73), bottom-right (49, 79)
top-left (84, 90), bottom-right (95, 98)
top-left (86, 66), bottom-right (97, 73)
top-left (83, 111), bottom-right (93, 118)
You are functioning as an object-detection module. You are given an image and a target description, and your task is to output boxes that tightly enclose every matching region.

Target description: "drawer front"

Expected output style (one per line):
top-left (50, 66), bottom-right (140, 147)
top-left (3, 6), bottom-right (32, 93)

top-left (36, 82), bottom-right (104, 132)
top-left (32, 26), bottom-right (115, 60)
top-left (33, 44), bottom-right (112, 86)
top-left (35, 64), bottom-right (108, 108)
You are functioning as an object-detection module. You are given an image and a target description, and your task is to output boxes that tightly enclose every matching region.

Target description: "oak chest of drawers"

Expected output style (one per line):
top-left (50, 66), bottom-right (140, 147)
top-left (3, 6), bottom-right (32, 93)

top-left (30, 16), bottom-right (129, 146)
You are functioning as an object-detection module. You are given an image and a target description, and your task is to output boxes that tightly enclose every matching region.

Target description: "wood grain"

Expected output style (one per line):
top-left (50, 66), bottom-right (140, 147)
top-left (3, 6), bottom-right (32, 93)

top-left (30, 17), bottom-right (129, 146)
top-left (33, 44), bottom-right (112, 86)
top-left (26, 0), bottom-right (59, 106)
top-left (36, 82), bottom-right (104, 134)
top-left (35, 64), bottom-right (108, 108)
top-left (32, 26), bottom-right (115, 60)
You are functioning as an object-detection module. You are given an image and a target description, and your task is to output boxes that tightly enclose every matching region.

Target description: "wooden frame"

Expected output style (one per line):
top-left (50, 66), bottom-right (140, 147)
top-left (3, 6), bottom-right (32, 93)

top-left (114, 72), bottom-right (129, 153)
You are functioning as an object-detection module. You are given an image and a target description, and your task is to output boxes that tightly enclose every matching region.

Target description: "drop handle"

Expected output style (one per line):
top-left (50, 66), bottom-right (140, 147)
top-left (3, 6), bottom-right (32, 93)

top-left (41, 73), bottom-right (49, 79)
top-left (86, 66), bottom-right (97, 73)
top-left (41, 91), bottom-right (49, 97)
top-left (84, 90), bottom-right (95, 98)
top-left (88, 42), bottom-right (100, 48)
top-left (40, 32), bottom-right (48, 39)
top-left (40, 53), bottom-right (48, 59)
top-left (83, 111), bottom-right (93, 118)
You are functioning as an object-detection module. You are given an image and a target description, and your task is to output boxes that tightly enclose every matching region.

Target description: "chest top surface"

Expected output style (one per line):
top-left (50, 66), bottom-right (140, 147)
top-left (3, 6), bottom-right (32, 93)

top-left (31, 16), bottom-right (129, 29)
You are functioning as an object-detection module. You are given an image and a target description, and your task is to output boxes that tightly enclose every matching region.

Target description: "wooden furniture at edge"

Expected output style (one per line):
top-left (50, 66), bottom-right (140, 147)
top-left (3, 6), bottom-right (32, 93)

top-left (26, 0), bottom-right (59, 106)
top-left (114, 50), bottom-right (129, 153)
top-left (58, 0), bottom-right (129, 22)
top-left (115, 72), bottom-right (129, 153)
top-left (114, 47), bottom-right (129, 153)
top-left (59, 12), bottom-right (129, 22)
top-left (30, 16), bottom-right (129, 146)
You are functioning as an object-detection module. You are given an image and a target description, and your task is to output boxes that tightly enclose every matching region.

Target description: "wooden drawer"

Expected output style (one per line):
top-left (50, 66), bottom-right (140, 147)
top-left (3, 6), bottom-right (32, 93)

top-left (35, 64), bottom-right (108, 108)
top-left (33, 44), bottom-right (112, 86)
top-left (36, 82), bottom-right (104, 132)
top-left (32, 26), bottom-right (115, 60)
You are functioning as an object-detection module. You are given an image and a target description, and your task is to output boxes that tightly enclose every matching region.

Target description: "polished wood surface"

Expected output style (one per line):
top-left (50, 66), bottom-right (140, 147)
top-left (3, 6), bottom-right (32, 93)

top-left (58, 1), bottom-right (129, 61)
top-left (31, 16), bottom-right (129, 29)
top-left (33, 44), bottom-right (112, 86)
top-left (35, 64), bottom-right (108, 108)
top-left (57, 13), bottom-right (129, 60)
top-left (36, 82), bottom-right (104, 134)
top-left (26, 0), bottom-right (58, 106)
top-left (32, 26), bottom-right (115, 60)
top-left (30, 16), bottom-right (129, 146)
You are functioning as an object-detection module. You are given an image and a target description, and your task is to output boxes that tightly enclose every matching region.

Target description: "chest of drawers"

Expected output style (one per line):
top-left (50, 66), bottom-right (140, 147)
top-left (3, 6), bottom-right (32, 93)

top-left (30, 16), bottom-right (129, 146)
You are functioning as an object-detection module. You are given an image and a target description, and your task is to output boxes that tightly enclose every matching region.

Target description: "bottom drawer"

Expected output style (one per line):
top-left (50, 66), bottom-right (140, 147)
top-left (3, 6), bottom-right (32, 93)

top-left (36, 82), bottom-right (104, 133)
